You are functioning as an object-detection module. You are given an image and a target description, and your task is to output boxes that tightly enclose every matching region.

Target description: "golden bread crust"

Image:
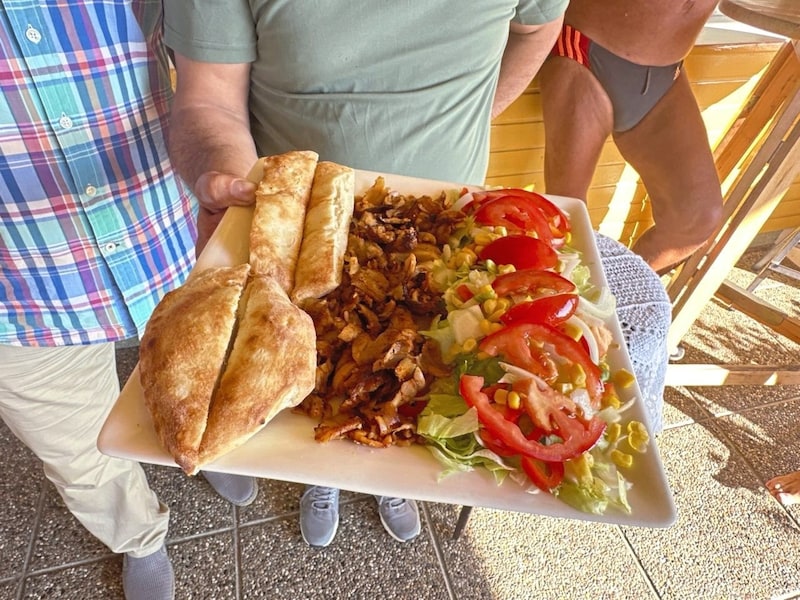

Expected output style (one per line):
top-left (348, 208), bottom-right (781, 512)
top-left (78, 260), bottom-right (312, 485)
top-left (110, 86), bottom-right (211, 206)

top-left (291, 161), bottom-right (355, 304)
top-left (139, 264), bottom-right (250, 474)
top-left (249, 151), bottom-right (319, 291)
top-left (197, 274), bottom-right (317, 466)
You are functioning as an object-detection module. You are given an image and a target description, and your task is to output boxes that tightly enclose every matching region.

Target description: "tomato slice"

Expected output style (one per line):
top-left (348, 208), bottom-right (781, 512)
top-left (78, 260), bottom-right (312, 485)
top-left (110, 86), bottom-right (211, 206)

top-left (500, 293), bottom-right (579, 327)
top-left (521, 456), bottom-right (565, 492)
top-left (479, 235), bottom-right (558, 271)
top-left (478, 322), bottom-right (604, 406)
top-left (455, 283), bottom-right (473, 302)
top-left (460, 375), bottom-right (604, 462)
top-left (478, 428), bottom-right (519, 458)
top-left (471, 189), bottom-right (571, 237)
top-left (491, 269), bottom-right (575, 297)
top-left (474, 196), bottom-right (555, 245)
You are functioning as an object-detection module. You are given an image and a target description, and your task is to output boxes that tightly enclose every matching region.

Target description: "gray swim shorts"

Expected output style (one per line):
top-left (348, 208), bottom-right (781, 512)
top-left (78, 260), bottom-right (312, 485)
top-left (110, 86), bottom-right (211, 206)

top-left (551, 24), bottom-right (682, 132)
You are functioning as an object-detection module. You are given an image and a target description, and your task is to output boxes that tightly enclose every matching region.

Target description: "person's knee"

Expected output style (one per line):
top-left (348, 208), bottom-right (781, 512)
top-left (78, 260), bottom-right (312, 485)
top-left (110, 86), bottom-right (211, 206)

top-left (683, 193), bottom-right (723, 247)
top-left (657, 189), bottom-right (722, 250)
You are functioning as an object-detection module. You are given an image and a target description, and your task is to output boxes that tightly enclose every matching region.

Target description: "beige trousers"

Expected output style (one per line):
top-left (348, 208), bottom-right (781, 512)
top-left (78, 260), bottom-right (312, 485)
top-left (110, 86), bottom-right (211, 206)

top-left (0, 342), bottom-right (168, 557)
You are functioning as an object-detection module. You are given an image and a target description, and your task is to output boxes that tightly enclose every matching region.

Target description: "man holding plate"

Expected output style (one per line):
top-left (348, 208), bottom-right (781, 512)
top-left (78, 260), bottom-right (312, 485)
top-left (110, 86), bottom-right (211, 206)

top-left (163, 0), bottom-right (669, 547)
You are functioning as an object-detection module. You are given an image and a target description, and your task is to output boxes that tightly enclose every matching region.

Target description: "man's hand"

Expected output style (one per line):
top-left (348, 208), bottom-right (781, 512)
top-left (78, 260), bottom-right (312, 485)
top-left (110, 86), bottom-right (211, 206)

top-left (166, 52), bottom-right (258, 257)
top-left (194, 172), bottom-right (257, 256)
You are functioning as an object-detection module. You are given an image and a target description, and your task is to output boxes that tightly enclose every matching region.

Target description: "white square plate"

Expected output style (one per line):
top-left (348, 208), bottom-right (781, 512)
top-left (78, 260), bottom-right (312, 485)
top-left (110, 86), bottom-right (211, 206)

top-left (98, 170), bottom-right (676, 527)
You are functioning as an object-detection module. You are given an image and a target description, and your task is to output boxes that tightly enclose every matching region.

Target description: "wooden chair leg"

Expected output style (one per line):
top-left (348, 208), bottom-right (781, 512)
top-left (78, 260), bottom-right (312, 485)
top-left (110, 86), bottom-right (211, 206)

top-left (453, 506), bottom-right (473, 539)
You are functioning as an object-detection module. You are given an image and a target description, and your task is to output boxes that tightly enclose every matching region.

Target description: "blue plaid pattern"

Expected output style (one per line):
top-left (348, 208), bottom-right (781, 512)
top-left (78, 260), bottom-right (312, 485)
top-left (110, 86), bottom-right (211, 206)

top-left (1, 1), bottom-right (197, 346)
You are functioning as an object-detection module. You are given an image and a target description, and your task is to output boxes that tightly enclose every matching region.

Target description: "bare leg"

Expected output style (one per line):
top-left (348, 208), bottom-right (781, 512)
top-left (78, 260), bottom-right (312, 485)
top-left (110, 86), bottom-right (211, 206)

top-left (766, 471), bottom-right (800, 505)
top-left (613, 70), bottom-right (723, 274)
top-left (539, 56), bottom-right (614, 199)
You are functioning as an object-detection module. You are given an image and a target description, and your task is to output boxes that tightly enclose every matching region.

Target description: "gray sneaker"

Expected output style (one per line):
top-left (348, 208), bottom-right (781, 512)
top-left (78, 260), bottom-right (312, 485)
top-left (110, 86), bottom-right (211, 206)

top-left (376, 496), bottom-right (421, 542)
top-left (300, 486), bottom-right (340, 547)
top-left (122, 544), bottom-right (174, 600)
top-left (202, 471), bottom-right (259, 507)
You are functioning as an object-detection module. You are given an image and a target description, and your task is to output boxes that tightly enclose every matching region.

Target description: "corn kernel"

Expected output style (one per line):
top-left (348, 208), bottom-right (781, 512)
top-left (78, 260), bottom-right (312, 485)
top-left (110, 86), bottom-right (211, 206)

top-left (612, 368), bottom-right (636, 389)
top-left (480, 319), bottom-right (493, 335)
top-left (601, 390), bottom-right (621, 410)
top-left (495, 298), bottom-right (511, 313)
top-left (498, 264), bottom-right (516, 275)
top-left (473, 232), bottom-right (495, 246)
top-left (482, 298), bottom-right (498, 316)
top-left (462, 338), bottom-right (478, 353)
top-left (562, 322), bottom-right (583, 341)
top-left (457, 254), bottom-right (474, 268)
top-left (571, 453), bottom-right (594, 485)
top-left (628, 421), bottom-right (647, 436)
top-left (506, 391), bottom-right (521, 410)
top-left (489, 322), bottom-right (504, 334)
top-left (570, 363), bottom-right (586, 386)
top-left (626, 421), bottom-right (650, 452)
top-left (494, 388), bottom-right (508, 405)
top-left (606, 422), bottom-right (622, 443)
top-left (611, 450), bottom-right (633, 469)
top-left (488, 309), bottom-right (506, 322)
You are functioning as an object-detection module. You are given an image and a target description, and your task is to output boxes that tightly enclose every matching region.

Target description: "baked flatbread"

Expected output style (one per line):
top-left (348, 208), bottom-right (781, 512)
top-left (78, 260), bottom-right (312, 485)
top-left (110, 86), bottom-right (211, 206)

top-left (139, 264), bottom-right (250, 474)
top-left (291, 161), bottom-right (355, 304)
top-left (249, 150), bottom-right (319, 292)
top-left (197, 274), bottom-right (317, 468)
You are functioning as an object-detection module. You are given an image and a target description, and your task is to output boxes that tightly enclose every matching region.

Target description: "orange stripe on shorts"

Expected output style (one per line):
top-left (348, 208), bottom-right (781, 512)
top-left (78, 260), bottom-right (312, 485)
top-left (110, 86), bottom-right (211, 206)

top-left (551, 24), bottom-right (589, 67)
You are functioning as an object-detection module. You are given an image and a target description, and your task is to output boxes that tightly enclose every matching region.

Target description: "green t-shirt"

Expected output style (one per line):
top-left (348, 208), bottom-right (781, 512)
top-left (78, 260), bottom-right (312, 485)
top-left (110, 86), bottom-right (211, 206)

top-left (165, 1), bottom-right (567, 185)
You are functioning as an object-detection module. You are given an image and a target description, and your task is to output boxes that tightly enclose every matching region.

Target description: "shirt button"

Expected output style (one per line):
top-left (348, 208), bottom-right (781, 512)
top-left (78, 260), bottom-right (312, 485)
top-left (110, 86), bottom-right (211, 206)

top-left (25, 25), bottom-right (42, 44)
top-left (104, 242), bottom-right (118, 252)
top-left (59, 114), bottom-right (73, 129)
top-left (85, 185), bottom-right (97, 197)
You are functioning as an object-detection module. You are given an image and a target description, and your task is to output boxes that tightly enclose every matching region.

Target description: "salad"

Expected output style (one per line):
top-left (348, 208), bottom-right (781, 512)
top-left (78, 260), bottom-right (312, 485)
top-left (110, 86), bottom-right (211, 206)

top-left (416, 188), bottom-right (651, 515)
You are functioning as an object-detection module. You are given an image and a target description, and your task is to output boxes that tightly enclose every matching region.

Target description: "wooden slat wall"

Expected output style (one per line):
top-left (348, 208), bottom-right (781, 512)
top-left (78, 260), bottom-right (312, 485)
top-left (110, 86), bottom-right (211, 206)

top-left (486, 42), bottom-right (800, 245)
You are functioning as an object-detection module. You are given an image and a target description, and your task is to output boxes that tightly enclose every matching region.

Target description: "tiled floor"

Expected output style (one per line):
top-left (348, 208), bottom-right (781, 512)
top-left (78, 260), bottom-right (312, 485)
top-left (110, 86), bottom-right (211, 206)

top-left (1, 243), bottom-right (798, 600)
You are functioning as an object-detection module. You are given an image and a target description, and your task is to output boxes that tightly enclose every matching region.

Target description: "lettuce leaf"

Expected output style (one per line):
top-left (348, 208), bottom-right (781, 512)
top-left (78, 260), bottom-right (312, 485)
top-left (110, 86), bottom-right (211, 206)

top-left (417, 402), bottom-right (512, 483)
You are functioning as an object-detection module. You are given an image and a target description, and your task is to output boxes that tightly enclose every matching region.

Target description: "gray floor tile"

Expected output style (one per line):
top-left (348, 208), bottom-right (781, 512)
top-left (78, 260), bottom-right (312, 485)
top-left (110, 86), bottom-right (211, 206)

top-left (623, 422), bottom-right (800, 600)
top-left (0, 422), bottom-right (42, 580)
top-left (713, 399), bottom-right (800, 491)
top-left (144, 463), bottom-right (237, 540)
top-left (679, 300), bottom-right (798, 365)
top-left (238, 501), bottom-right (447, 600)
top-left (676, 257), bottom-right (799, 368)
top-left (237, 479), bottom-right (305, 523)
top-left (170, 533), bottom-right (238, 600)
top-left (114, 344), bottom-right (140, 384)
top-left (429, 502), bottom-right (657, 600)
top-left (20, 558), bottom-right (123, 599)
top-left (29, 484), bottom-right (112, 571)
top-left (688, 383), bottom-right (800, 416)
top-left (662, 385), bottom-right (714, 427)
top-left (238, 480), bottom-right (377, 526)
top-left (0, 579), bottom-right (21, 599)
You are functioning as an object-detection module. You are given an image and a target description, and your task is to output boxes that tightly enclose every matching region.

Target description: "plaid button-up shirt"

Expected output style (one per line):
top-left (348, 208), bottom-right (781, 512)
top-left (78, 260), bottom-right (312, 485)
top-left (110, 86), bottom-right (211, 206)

top-left (1, 1), bottom-right (197, 346)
